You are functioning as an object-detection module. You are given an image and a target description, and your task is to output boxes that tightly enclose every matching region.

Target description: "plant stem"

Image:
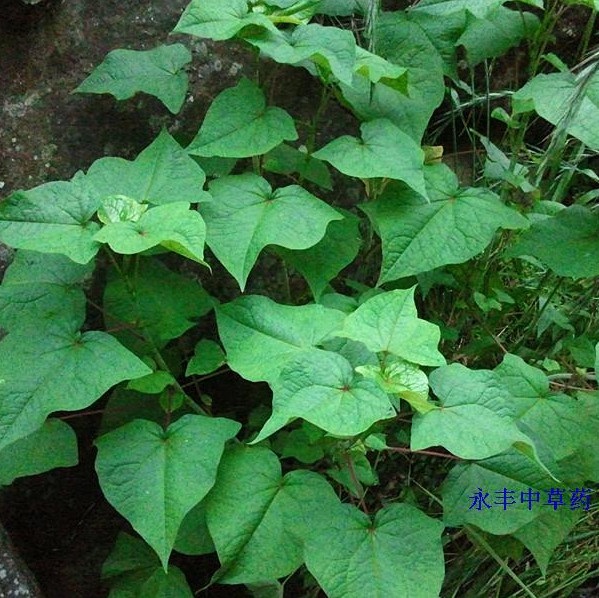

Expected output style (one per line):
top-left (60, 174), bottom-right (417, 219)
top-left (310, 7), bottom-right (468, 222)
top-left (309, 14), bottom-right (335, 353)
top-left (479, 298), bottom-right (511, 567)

top-left (387, 446), bottom-right (461, 460)
top-left (151, 346), bottom-right (207, 415)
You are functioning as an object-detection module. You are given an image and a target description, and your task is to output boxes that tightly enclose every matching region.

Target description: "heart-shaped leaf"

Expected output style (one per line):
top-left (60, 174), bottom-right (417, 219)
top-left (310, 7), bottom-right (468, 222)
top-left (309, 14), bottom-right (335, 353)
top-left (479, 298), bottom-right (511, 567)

top-left (86, 129), bottom-right (210, 206)
top-left (204, 445), bottom-right (341, 584)
top-left (187, 78), bottom-right (297, 158)
top-left (304, 502), bottom-right (445, 598)
top-left (0, 251), bottom-right (93, 332)
top-left (0, 322), bottom-right (151, 450)
top-left (74, 44), bottom-right (192, 114)
top-left (0, 173), bottom-right (100, 264)
top-left (362, 175), bottom-right (529, 284)
top-left (173, 0), bottom-right (277, 41)
top-left (412, 364), bottom-right (535, 460)
top-left (340, 288), bottom-right (446, 367)
top-left (95, 414), bottom-right (240, 569)
top-left (201, 173), bottom-right (341, 290)
top-left (313, 119), bottom-right (427, 196)
top-left (253, 349), bottom-right (395, 442)
top-left (0, 419), bottom-right (78, 486)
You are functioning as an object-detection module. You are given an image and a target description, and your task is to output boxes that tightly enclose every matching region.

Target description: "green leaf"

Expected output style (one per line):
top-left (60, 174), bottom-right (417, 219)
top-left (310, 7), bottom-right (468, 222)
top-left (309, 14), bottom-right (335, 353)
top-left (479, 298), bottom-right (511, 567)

top-left (175, 501), bottom-right (215, 556)
top-left (353, 47), bottom-right (408, 92)
top-left (513, 506), bottom-right (580, 575)
top-left (99, 387), bottom-right (187, 436)
top-left (186, 340), bottom-right (226, 376)
top-left (74, 44), bottom-right (192, 114)
top-left (253, 349), bottom-right (395, 442)
top-left (496, 357), bottom-right (599, 480)
top-left (0, 251), bottom-right (93, 332)
top-left (506, 205), bottom-right (599, 278)
top-left (362, 181), bottom-right (529, 284)
top-left (127, 370), bottom-right (176, 394)
top-left (340, 288), bottom-right (446, 367)
top-left (0, 419), bottom-right (78, 486)
top-left (304, 502), bottom-right (445, 598)
top-left (555, 392), bottom-right (599, 482)
top-left (204, 445), bottom-right (342, 584)
top-left (277, 210), bottom-right (361, 300)
top-left (457, 7), bottom-right (539, 65)
top-left (0, 173), bottom-right (100, 264)
top-left (357, 356), bottom-right (435, 414)
top-left (480, 136), bottom-right (535, 192)
top-left (494, 354), bottom-right (549, 402)
top-left (412, 0), bottom-right (509, 17)
top-left (442, 448), bottom-right (560, 535)
top-left (263, 144), bottom-right (332, 190)
top-left (94, 202), bottom-right (207, 264)
top-left (412, 364), bottom-right (534, 460)
top-left (216, 295), bottom-right (344, 383)
top-left (313, 119), bottom-right (427, 197)
top-left (86, 129), bottom-right (209, 206)
top-left (103, 257), bottom-right (213, 353)
top-left (96, 414), bottom-right (240, 568)
top-left (187, 78), bottom-right (297, 158)
top-left (316, 0), bottom-right (368, 15)
top-left (271, 424), bottom-right (327, 463)
top-left (512, 70), bottom-right (599, 151)
top-left (201, 174), bottom-right (341, 290)
top-left (0, 323), bottom-right (151, 450)
top-left (173, 0), bottom-right (277, 41)
top-left (245, 24), bottom-right (356, 85)
top-left (339, 12), bottom-right (445, 142)
top-left (103, 532), bottom-right (193, 598)
top-left (406, 9), bottom-right (466, 79)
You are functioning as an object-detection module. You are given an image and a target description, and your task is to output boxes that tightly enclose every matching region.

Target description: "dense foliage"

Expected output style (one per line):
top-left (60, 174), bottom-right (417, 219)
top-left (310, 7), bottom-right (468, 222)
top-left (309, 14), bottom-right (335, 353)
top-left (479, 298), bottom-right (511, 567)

top-left (1, 0), bottom-right (598, 596)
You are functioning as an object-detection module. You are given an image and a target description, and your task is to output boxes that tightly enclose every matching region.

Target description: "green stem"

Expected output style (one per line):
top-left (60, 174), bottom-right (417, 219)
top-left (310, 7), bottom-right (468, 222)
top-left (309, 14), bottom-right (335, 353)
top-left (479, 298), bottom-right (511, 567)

top-left (578, 9), bottom-right (597, 62)
top-left (151, 346), bottom-right (207, 415)
top-left (466, 526), bottom-right (538, 598)
top-left (512, 277), bottom-right (563, 350)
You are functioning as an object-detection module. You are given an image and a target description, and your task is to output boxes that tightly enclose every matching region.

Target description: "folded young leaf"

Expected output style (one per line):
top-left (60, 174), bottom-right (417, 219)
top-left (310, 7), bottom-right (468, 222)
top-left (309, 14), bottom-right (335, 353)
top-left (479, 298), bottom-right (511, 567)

top-left (94, 202), bottom-right (207, 264)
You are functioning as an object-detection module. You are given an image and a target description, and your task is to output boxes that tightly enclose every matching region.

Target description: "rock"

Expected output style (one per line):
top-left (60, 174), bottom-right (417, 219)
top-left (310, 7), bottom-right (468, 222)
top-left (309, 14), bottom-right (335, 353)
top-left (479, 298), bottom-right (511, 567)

top-left (0, 521), bottom-right (44, 598)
